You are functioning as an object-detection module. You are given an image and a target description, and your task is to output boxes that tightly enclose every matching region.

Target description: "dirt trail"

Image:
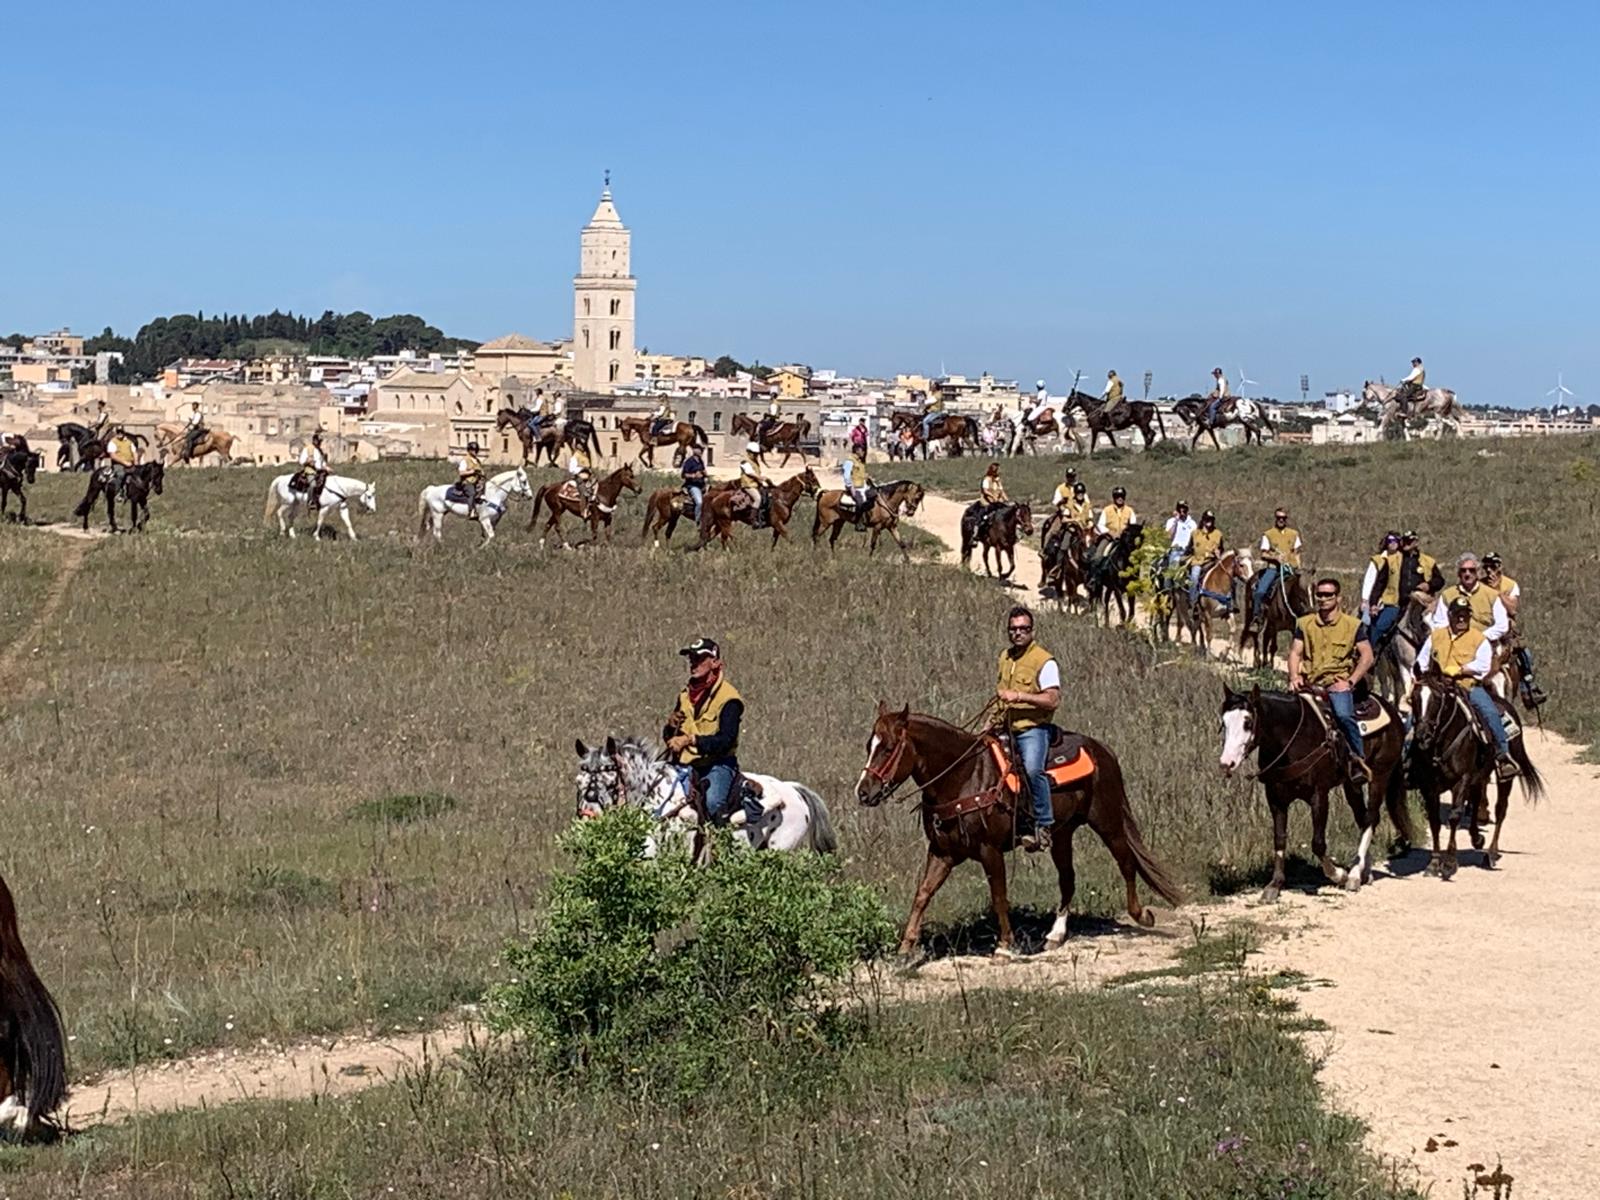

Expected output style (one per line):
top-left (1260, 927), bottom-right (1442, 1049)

top-left (906, 490), bottom-right (1600, 1198)
top-left (0, 533), bottom-right (91, 687)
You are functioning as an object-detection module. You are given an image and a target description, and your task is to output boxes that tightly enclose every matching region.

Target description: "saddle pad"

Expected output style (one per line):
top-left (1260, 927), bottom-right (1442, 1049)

top-left (557, 481), bottom-right (580, 501)
top-left (1303, 695), bottom-right (1391, 738)
top-left (445, 484), bottom-right (471, 505)
top-left (987, 736), bottom-right (1096, 795)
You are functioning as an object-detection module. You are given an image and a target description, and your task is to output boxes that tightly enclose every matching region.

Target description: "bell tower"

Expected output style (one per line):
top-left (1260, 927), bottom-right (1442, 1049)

top-left (572, 172), bottom-right (636, 393)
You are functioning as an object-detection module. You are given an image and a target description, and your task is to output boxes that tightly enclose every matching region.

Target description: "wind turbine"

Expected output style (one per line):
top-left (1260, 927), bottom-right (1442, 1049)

top-left (1546, 372), bottom-right (1576, 410)
top-left (1236, 365), bottom-right (1259, 397)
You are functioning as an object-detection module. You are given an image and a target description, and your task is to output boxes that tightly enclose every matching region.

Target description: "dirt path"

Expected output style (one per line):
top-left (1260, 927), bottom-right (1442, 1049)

top-left (0, 534), bottom-right (91, 688)
top-left (906, 491), bottom-right (1600, 1198)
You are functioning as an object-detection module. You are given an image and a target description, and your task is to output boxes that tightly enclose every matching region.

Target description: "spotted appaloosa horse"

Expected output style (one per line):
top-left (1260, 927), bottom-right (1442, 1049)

top-left (857, 704), bottom-right (1182, 957)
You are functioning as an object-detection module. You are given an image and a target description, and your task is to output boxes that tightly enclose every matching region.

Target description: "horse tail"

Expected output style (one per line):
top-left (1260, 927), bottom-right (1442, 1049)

top-left (793, 785), bottom-right (839, 854)
top-left (589, 427), bottom-right (603, 459)
top-left (1155, 404), bottom-right (1167, 439)
top-left (692, 423), bottom-right (709, 449)
top-left (263, 478), bottom-right (279, 524)
top-left (1514, 740), bottom-right (1546, 805)
top-left (1383, 754), bottom-right (1417, 845)
top-left (415, 488), bottom-right (431, 536)
top-left (0, 877), bottom-right (68, 1129)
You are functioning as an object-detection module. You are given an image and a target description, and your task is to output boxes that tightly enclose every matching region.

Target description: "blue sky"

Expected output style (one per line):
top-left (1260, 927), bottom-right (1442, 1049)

top-left (6, 1), bottom-right (1597, 404)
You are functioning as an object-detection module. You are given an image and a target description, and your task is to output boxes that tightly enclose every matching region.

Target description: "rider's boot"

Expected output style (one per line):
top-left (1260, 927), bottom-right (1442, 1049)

top-left (1021, 825), bottom-right (1053, 853)
top-left (1346, 753), bottom-right (1372, 786)
top-left (1495, 750), bottom-right (1520, 779)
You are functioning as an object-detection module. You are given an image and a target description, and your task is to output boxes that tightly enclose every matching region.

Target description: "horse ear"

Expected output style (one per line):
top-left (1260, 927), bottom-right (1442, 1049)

top-left (604, 735), bottom-right (618, 756)
top-left (875, 698), bottom-right (888, 716)
top-left (575, 738), bottom-right (588, 757)
top-left (897, 704), bottom-right (911, 723)
top-left (1249, 684), bottom-right (1261, 704)
top-left (1222, 683), bottom-right (1237, 703)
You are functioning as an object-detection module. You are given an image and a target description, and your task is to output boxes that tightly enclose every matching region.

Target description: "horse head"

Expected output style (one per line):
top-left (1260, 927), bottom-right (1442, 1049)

top-left (614, 463), bottom-right (640, 493)
top-left (1013, 502), bottom-right (1034, 537)
top-left (494, 409), bottom-right (519, 430)
top-left (798, 467), bottom-right (820, 495)
top-left (899, 482), bottom-right (925, 517)
top-left (573, 737), bottom-right (622, 819)
top-left (510, 467), bottom-right (532, 496)
top-left (1217, 684), bottom-right (1259, 776)
top-left (360, 482), bottom-right (378, 513)
top-left (857, 702), bottom-right (914, 807)
top-left (24, 451), bottom-right (40, 483)
top-left (1408, 673), bottom-right (1455, 757)
top-left (148, 463), bottom-right (165, 494)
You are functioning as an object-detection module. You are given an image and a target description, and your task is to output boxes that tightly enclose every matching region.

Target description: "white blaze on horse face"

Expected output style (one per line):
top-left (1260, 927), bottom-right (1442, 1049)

top-left (856, 734), bottom-right (882, 798)
top-left (1218, 710), bottom-right (1251, 774)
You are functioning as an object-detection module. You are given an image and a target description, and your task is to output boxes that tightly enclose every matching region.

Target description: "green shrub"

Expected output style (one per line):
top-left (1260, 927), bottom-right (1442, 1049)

top-left (348, 791), bottom-right (458, 824)
top-left (487, 807), bottom-right (895, 1090)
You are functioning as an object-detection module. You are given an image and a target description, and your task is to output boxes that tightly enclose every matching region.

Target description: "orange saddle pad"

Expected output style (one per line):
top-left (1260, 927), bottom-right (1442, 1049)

top-left (987, 735), bottom-right (1095, 794)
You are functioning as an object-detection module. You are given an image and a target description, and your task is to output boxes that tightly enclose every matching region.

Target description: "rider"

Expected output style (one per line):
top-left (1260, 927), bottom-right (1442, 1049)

top-left (975, 461), bottom-right (1008, 539)
top-left (1188, 509), bottom-right (1225, 599)
top-left (1163, 500), bottom-right (1197, 572)
top-left (1429, 552), bottom-right (1509, 647)
top-left (565, 441), bottom-right (595, 518)
top-left (1482, 552), bottom-right (1547, 707)
top-left (1416, 595), bottom-right (1518, 776)
top-left (841, 451), bottom-right (873, 530)
top-left (738, 441), bottom-right (770, 528)
top-left (1361, 530), bottom-right (1406, 651)
top-left (1286, 576), bottom-right (1375, 783)
top-left (297, 430), bottom-right (329, 509)
top-left (1250, 507), bottom-right (1303, 634)
top-left (1042, 466), bottom-right (1082, 553)
top-left (526, 388), bottom-right (551, 438)
top-left (1397, 357), bottom-right (1426, 412)
top-left (456, 440), bottom-right (486, 518)
top-left (88, 399), bottom-right (111, 442)
top-left (103, 424), bottom-right (137, 496)
top-left (680, 447), bottom-right (707, 525)
top-left (919, 389), bottom-right (944, 446)
top-left (649, 399), bottom-right (674, 441)
top-left (1204, 367), bottom-right (1230, 427)
top-left (1048, 466), bottom-right (1080, 518)
top-left (663, 637), bottom-right (759, 828)
top-left (181, 399), bottom-right (208, 461)
top-left (993, 604), bottom-right (1061, 853)
top-left (1027, 380), bottom-right (1052, 428)
top-left (757, 395), bottom-right (782, 445)
top-left (1102, 369), bottom-right (1127, 425)
top-left (1095, 486), bottom-right (1137, 540)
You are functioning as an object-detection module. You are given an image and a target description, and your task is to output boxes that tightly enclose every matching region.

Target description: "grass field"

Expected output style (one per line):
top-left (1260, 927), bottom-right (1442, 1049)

top-left (901, 434), bottom-right (1600, 752)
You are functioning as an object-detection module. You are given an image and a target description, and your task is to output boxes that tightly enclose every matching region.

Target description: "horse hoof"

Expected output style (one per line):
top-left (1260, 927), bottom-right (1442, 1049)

top-left (1136, 908), bottom-right (1156, 928)
top-left (1258, 886), bottom-right (1281, 904)
top-left (1043, 934), bottom-right (1064, 951)
top-left (1342, 873), bottom-right (1363, 893)
top-left (991, 945), bottom-right (1019, 962)
top-left (1469, 831), bottom-right (1486, 851)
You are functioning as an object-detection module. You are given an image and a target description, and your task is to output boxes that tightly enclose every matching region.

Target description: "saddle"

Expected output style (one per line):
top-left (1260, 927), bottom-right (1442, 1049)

top-left (558, 480), bottom-right (582, 503)
top-left (1433, 679), bottom-right (1520, 746)
top-left (931, 729), bottom-right (1095, 829)
top-left (289, 473), bottom-right (311, 493)
top-left (445, 483), bottom-right (474, 506)
top-left (1303, 689), bottom-right (1391, 738)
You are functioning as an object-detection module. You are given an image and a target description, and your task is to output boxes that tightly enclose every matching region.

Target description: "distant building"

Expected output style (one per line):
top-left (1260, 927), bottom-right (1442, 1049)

top-left (572, 183), bottom-right (636, 392)
top-left (768, 365), bottom-right (811, 399)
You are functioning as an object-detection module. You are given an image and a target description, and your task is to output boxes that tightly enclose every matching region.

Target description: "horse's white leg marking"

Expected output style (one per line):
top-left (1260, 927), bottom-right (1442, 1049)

top-left (340, 505), bottom-right (357, 540)
top-left (1045, 909), bottom-right (1070, 947)
top-left (1353, 825), bottom-right (1375, 883)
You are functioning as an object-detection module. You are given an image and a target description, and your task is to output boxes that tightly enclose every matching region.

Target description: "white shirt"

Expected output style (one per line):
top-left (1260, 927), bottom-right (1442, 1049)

top-left (1035, 658), bottom-right (1061, 691)
top-left (768, 400), bottom-right (781, 416)
top-left (739, 460), bottom-right (760, 480)
top-left (1415, 632), bottom-right (1493, 679)
top-left (1165, 515), bottom-right (1198, 552)
top-left (1212, 375), bottom-right (1228, 397)
top-left (651, 404), bottom-right (667, 419)
top-left (1096, 506), bottom-right (1138, 535)
top-left (1403, 365), bottom-right (1424, 385)
top-left (1102, 379), bottom-right (1116, 399)
top-left (842, 460), bottom-right (858, 487)
top-left (186, 408), bottom-right (204, 427)
top-left (299, 445), bottom-right (325, 470)
top-left (1428, 591), bottom-right (1509, 642)
top-left (457, 456), bottom-right (478, 476)
top-left (551, 395), bottom-right (565, 417)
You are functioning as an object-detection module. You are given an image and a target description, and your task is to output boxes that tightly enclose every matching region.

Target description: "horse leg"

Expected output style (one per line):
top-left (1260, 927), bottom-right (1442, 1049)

top-left (1262, 797), bottom-right (1289, 902)
top-left (975, 843), bottom-right (1016, 956)
top-left (339, 505), bottom-right (357, 541)
top-left (1484, 776), bottom-right (1511, 867)
top-left (1443, 786), bottom-right (1463, 880)
top-left (1311, 788), bottom-right (1349, 888)
top-left (1347, 779), bottom-right (1377, 888)
top-left (1044, 822), bottom-right (1079, 947)
top-left (899, 851), bottom-right (955, 957)
top-left (1423, 788), bottom-right (1444, 876)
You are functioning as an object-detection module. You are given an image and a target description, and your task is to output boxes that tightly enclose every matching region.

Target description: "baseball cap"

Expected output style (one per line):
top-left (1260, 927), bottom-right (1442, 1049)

top-left (679, 637), bottom-right (721, 659)
top-left (1448, 597), bottom-right (1472, 616)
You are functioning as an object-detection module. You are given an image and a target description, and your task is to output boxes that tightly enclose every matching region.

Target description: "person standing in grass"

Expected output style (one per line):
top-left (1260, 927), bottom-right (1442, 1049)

top-left (993, 604), bottom-right (1061, 854)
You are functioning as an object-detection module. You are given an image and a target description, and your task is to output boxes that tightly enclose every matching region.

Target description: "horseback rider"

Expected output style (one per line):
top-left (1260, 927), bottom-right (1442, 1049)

top-left (1048, 466), bottom-right (1080, 518)
top-left (1249, 507), bottom-right (1303, 634)
top-left (1397, 357), bottom-right (1426, 412)
top-left (565, 442), bottom-right (595, 518)
top-left (1361, 530), bottom-right (1406, 650)
top-left (1188, 509), bottom-right (1225, 599)
top-left (103, 424), bottom-right (137, 497)
top-left (1482, 552), bottom-right (1547, 707)
top-left (1026, 380), bottom-right (1052, 428)
top-left (1416, 595), bottom-right (1519, 777)
top-left (841, 451), bottom-right (873, 530)
top-left (456, 440), bottom-right (486, 518)
top-left (680, 447), bottom-right (707, 525)
top-left (297, 430), bottom-right (329, 509)
top-left (1094, 486), bottom-right (1136, 540)
top-left (1428, 552), bottom-right (1508, 646)
top-left (1163, 500), bottom-right (1197, 572)
top-left (88, 399), bottom-right (110, 442)
top-left (974, 461), bottom-right (1009, 540)
top-left (181, 399), bottom-right (208, 461)
top-left (1204, 367), bottom-right (1230, 426)
top-left (663, 637), bottom-right (759, 827)
top-left (992, 604), bottom-right (1061, 853)
top-left (649, 399), bottom-right (674, 441)
top-left (1042, 467), bottom-right (1082, 550)
top-left (757, 396), bottom-right (782, 445)
top-left (526, 388), bottom-right (551, 438)
top-left (1286, 576), bottom-right (1375, 784)
top-left (1102, 369), bottom-right (1128, 424)
top-left (738, 441), bottom-right (770, 528)
top-left (919, 389), bottom-right (944, 445)
top-left (849, 416), bottom-right (869, 462)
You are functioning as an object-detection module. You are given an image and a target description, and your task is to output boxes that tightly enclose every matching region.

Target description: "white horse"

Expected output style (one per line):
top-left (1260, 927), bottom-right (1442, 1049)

top-left (574, 736), bottom-right (838, 856)
top-left (263, 473), bottom-right (376, 539)
top-left (1363, 380), bottom-right (1460, 440)
top-left (416, 467), bottom-right (531, 543)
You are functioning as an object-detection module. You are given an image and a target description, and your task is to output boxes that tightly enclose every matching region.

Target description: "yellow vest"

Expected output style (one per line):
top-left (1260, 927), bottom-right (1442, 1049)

top-left (1414, 368), bottom-right (1427, 387)
top-left (1427, 626), bottom-right (1485, 686)
top-left (1050, 483), bottom-right (1074, 510)
top-left (1101, 503), bottom-right (1133, 537)
top-left (1263, 526), bottom-right (1301, 567)
top-left (1439, 583), bottom-right (1498, 633)
top-left (461, 454), bottom-right (483, 476)
top-left (980, 475), bottom-right (1005, 502)
top-left (1106, 378), bottom-right (1124, 403)
top-left (996, 642), bottom-right (1056, 731)
top-left (1190, 527), bottom-right (1224, 562)
top-left (1370, 551), bottom-right (1401, 605)
top-left (1295, 611), bottom-right (1363, 686)
top-left (672, 678), bottom-right (743, 766)
top-left (107, 437), bottom-right (136, 466)
top-left (1064, 499), bottom-right (1095, 528)
top-left (1491, 573), bottom-right (1518, 599)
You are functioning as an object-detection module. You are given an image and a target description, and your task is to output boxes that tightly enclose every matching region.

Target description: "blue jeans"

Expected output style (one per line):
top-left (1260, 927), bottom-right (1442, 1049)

top-left (1328, 688), bottom-right (1363, 761)
top-left (684, 485), bottom-right (703, 522)
top-left (1014, 726), bottom-right (1054, 830)
top-left (920, 413), bottom-right (938, 441)
top-left (693, 760), bottom-right (741, 822)
top-left (1367, 604), bottom-right (1401, 651)
top-left (1467, 686), bottom-right (1511, 756)
top-left (1254, 565), bottom-right (1281, 615)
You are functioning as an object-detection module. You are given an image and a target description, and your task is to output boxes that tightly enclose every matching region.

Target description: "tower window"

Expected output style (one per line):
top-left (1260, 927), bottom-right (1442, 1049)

top-left (583, 298), bottom-right (590, 316)
top-left (582, 328), bottom-right (590, 349)
top-left (609, 329), bottom-right (621, 351)
top-left (609, 361), bottom-right (619, 382)
top-left (609, 298), bottom-right (620, 316)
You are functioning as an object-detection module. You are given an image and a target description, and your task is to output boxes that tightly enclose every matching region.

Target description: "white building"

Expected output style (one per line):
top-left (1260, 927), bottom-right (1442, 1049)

top-left (572, 181), bottom-right (637, 392)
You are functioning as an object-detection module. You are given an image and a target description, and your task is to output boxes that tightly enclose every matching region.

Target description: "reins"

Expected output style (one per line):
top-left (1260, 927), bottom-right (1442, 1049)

top-left (864, 697), bottom-right (1002, 808)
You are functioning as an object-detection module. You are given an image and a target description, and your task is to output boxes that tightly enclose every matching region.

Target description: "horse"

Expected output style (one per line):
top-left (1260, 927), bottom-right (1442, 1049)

top-left (74, 461), bottom-right (164, 532)
top-left (495, 409), bottom-right (558, 466)
top-left (263, 473), bottom-right (377, 539)
top-left (693, 468), bottom-right (819, 550)
top-left (1170, 395), bottom-right (1276, 450)
top-left (1408, 675), bottom-right (1544, 879)
top-left (730, 414), bottom-right (814, 468)
top-left (1018, 409), bottom-right (1084, 456)
top-left (857, 704), bottom-right (1182, 957)
top-left (1086, 523), bottom-right (1143, 626)
top-left (0, 871), bottom-right (67, 1141)
top-left (616, 416), bottom-right (707, 468)
top-left (959, 501), bottom-right (1033, 580)
top-left (1038, 519), bottom-right (1089, 610)
top-left (1063, 392), bottom-right (1166, 455)
top-left (155, 423), bottom-right (235, 465)
top-left (1241, 567), bottom-right (1310, 671)
top-left (416, 467), bottom-right (531, 543)
top-left (1372, 596), bottom-right (1430, 707)
top-left (531, 464), bottom-right (640, 548)
top-left (641, 485), bottom-right (698, 548)
top-left (888, 410), bottom-right (980, 460)
top-left (1173, 548), bottom-right (1252, 655)
top-left (811, 478), bottom-right (924, 561)
top-left (55, 422), bottom-right (100, 471)
top-left (574, 735), bottom-right (838, 857)
top-left (0, 440), bottom-right (42, 523)
top-left (1218, 684), bottom-right (1415, 901)
top-left (1363, 380), bottom-right (1459, 440)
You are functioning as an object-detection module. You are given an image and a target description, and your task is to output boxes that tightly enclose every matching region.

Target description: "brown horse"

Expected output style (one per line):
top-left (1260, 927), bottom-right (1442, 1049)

top-left (1063, 392), bottom-right (1166, 455)
top-left (693, 468), bottom-right (819, 550)
top-left (641, 486), bottom-right (698, 547)
top-left (1241, 568), bottom-right (1310, 670)
top-left (530, 464), bottom-right (639, 548)
top-left (960, 501), bottom-right (1033, 580)
top-left (496, 409), bottom-right (558, 466)
top-left (616, 416), bottom-right (707, 468)
top-left (811, 479), bottom-right (924, 560)
top-left (1173, 549), bottom-right (1252, 655)
top-left (0, 871), bottom-right (67, 1140)
top-left (858, 704), bottom-right (1183, 957)
top-left (1019, 410), bottom-right (1084, 456)
top-left (1218, 685), bottom-right (1414, 901)
top-left (1038, 518), bottom-right (1089, 610)
top-left (888, 410), bottom-right (979, 460)
top-left (1408, 675), bottom-right (1543, 879)
top-left (155, 422), bottom-right (235, 465)
top-left (730, 413), bottom-right (814, 468)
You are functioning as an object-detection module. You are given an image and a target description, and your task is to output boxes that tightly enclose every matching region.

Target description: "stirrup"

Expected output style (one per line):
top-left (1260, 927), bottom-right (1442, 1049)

top-left (1021, 827), bottom-right (1053, 853)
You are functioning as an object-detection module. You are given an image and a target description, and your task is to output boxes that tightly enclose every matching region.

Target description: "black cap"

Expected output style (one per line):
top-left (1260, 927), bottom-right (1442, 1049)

top-left (1072, 482), bottom-right (1086, 494)
top-left (1401, 529), bottom-right (1418, 542)
top-left (1482, 551), bottom-right (1502, 566)
top-left (1202, 509), bottom-right (1215, 520)
top-left (1175, 499), bottom-right (1189, 510)
top-left (1448, 597), bottom-right (1472, 616)
top-left (1112, 486), bottom-right (1126, 498)
top-left (679, 637), bottom-right (721, 659)
top-left (467, 440), bottom-right (480, 452)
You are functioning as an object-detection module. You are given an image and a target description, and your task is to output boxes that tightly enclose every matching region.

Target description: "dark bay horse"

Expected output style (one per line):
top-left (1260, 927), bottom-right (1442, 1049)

top-left (1086, 523), bottom-right (1143, 626)
top-left (857, 705), bottom-right (1183, 957)
top-left (811, 478), bottom-right (923, 560)
top-left (1039, 519), bottom-right (1089, 610)
top-left (1242, 567), bottom-right (1310, 671)
top-left (693, 468), bottom-right (819, 550)
top-left (1409, 675), bottom-right (1544, 879)
top-left (0, 871), bottom-right (67, 1140)
top-left (888, 411), bottom-right (980, 460)
top-left (616, 416), bottom-right (708, 468)
top-left (1064, 392), bottom-right (1166, 455)
top-left (530, 464), bottom-right (639, 547)
top-left (0, 439), bottom-right (42, 522)
top-left (731, 413), bottom-right (813, 468)
top-left (74, 461), bottom-right (164, 532)
top-left (55, 423), bottom-right (100, 471)
top-left (960, 501), bottom-right (1033, 580)
top-left (1218, 685), bottom-right (1414, 901)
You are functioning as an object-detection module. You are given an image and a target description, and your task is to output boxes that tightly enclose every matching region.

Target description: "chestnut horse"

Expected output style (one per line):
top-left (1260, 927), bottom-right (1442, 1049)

top-left (641, 486), bottom-right (699, 547)
top-left (0, 871), bottom-right (66, 1139)
top-left (960, 501), bottom-right (1033, 580)
top-left (730, 413), bottom-right (813, 468)
top-left (530, 464), bottom-right (639, 548)
top-left (1172, 548), bottom-right (1252, 655)
top-left (1241, 567), bottom-right (1310, 671)
top-left (857, 704), bottom-right (1183, 957)
top-left (811, 479), bottom-right (924, 561)
top-left (616, 416), bottom-right (708, 468)
top-left (154, 423), bottom-right (235, 465)
top-left (692, 468), bottom-right (819, 550)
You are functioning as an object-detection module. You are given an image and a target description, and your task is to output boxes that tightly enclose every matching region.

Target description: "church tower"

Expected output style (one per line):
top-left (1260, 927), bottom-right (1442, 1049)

top-left (572, 176), bottom-right (636, 393)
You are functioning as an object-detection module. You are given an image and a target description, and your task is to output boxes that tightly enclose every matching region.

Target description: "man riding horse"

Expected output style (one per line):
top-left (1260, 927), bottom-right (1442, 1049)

top-left (649, 399), bottom-right (674, 442)
top-left (1188, 510), bottom-right (1225, 602)
top-left (181, 399), bottom-right (208, 461)
top-left (737, 442), bottom-right (771, 528)
top-left (680, 446), bottom-right (707, 525)
top-left (663, 637), bottom-right (760, 828)
top-left (841, 449), bottom-right (873, 530)
top-left (1248, 507), bottom-right (1303, 636)
top-left (974, 461), bottom-right (1009, 541)
top-left (1101, 369), bottom-right (1128, 425)
top-left (103, 424), bottom-right (139, 497)
top-left (1286, 576), bottom-right (1375, 784)
top-left (295, 430), bottom-right (329, 510)
top-left (1092, 486), bottom-right (1137, 564)
top-left (1203, 367), bottom-right (1231, 427)
top-left (919, 390), bottom-right (943, 447)
top-left (1415, 595), bottom-right (1519, 778)
top-left (1395, 357), bottom-right (1426, 414)
top-left (1362, 530), bottom-right (1444, 653)
top-left (992, 604), bottom-right (1062, 853)
top-left (1482, 551), bottom-right (1547, 707)
top-left (757, 397), bottom-right (782, 446)
top-left (456, 441), bottom-right (486, 519)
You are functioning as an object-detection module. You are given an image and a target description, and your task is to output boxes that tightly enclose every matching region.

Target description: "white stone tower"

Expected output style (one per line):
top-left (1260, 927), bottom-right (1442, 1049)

top-left (572, 174), bottom-right (636, 393)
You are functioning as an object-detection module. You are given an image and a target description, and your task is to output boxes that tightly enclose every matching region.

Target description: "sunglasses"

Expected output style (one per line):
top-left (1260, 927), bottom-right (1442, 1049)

top-left (1459, 567), bottom-right (1478, 574)
top-left (1314, 591), bottom-right (1339, 599)
top-left (1008, 625), bottom-right (1033, 634)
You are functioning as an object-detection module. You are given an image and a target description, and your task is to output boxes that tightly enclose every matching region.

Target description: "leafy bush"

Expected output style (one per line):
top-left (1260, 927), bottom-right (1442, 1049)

top-left (487, 807), bottom-right (895, 1090)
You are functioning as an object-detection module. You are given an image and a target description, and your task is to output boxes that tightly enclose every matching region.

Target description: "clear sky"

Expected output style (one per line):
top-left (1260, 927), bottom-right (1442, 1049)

top-left (7, 1), bottom-right (1596, 405)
